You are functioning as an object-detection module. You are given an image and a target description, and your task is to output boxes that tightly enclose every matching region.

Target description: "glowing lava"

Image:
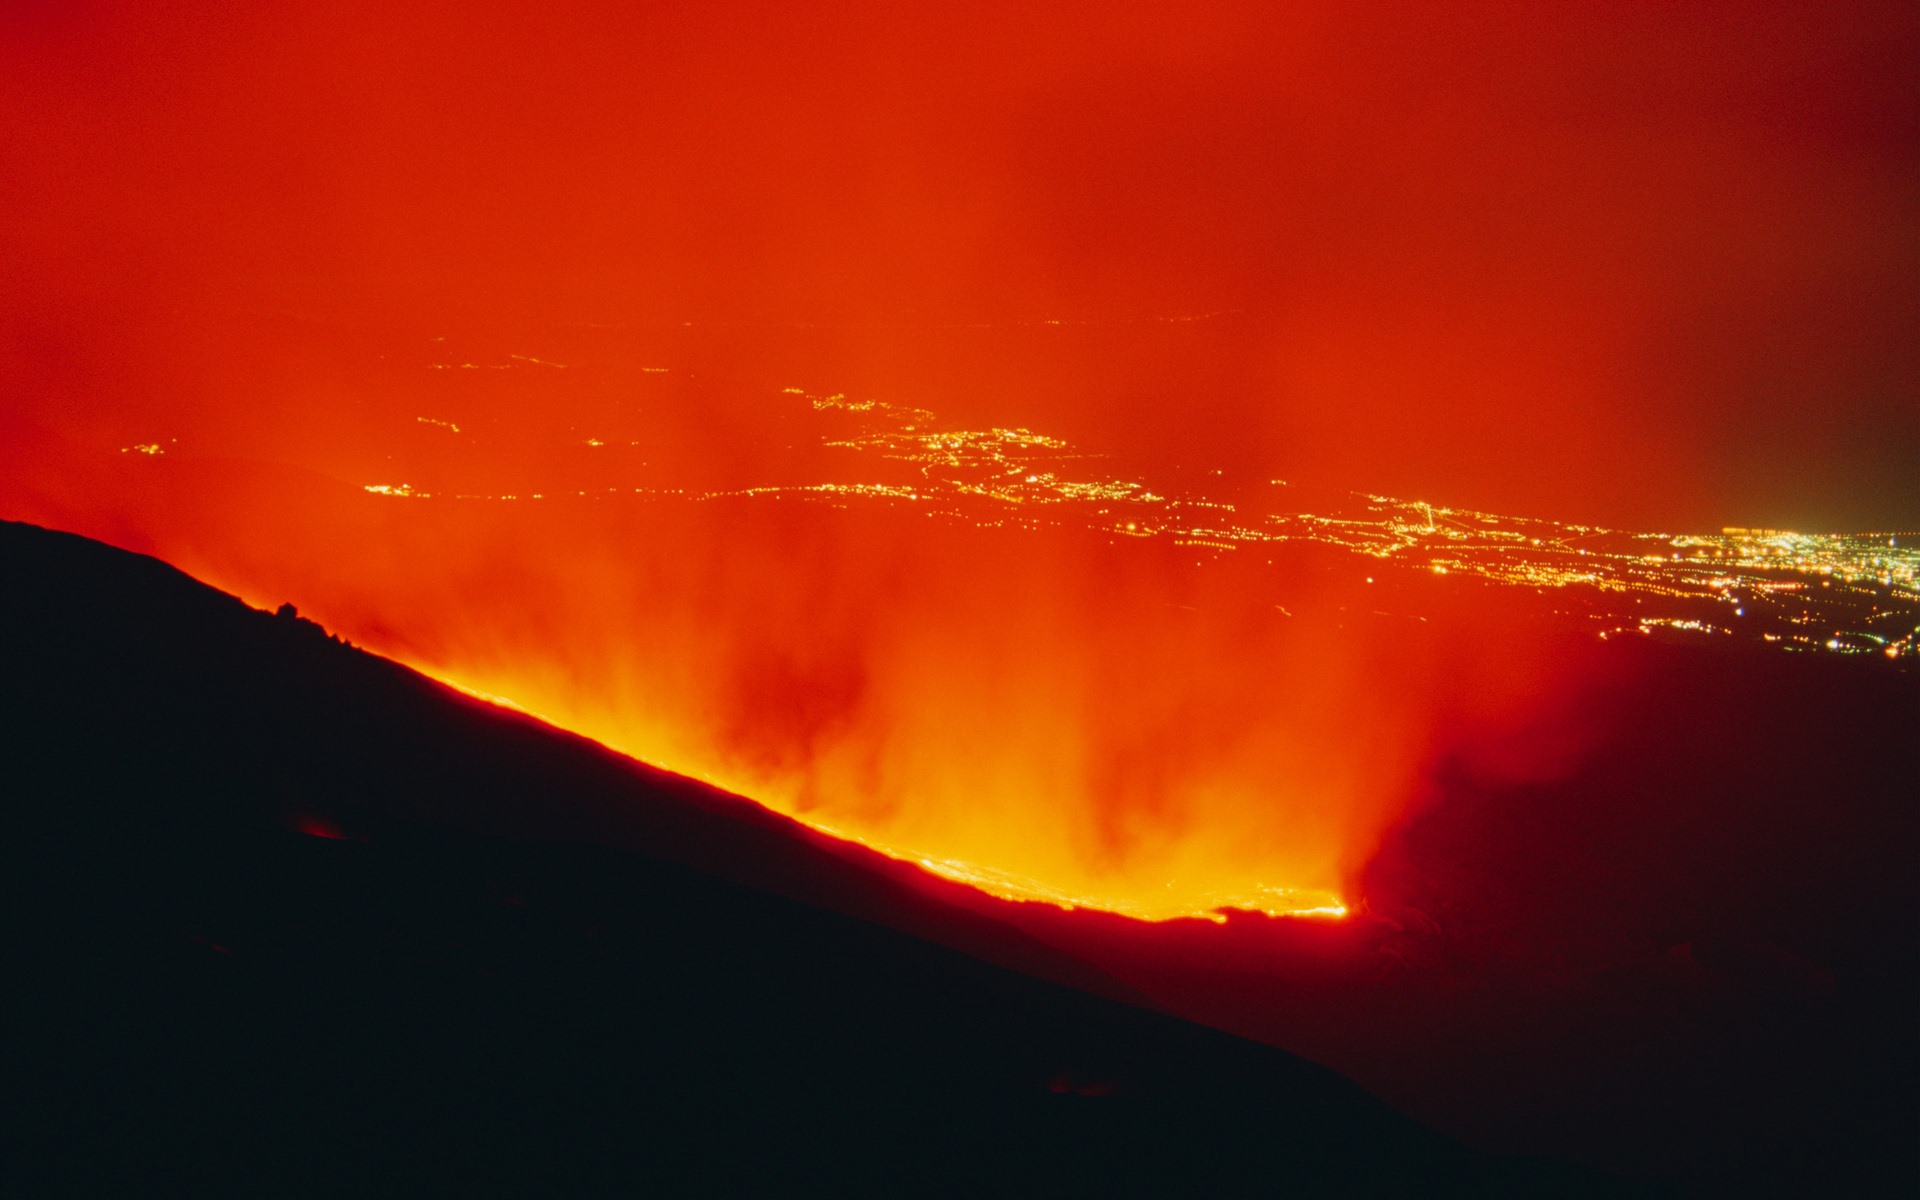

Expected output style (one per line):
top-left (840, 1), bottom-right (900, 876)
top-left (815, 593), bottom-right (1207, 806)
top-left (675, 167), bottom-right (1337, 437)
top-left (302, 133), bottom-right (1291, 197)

top-left (4, 350), bottom-right (1911, 927)
top-left (430, 672), bottom-right (1349, 921)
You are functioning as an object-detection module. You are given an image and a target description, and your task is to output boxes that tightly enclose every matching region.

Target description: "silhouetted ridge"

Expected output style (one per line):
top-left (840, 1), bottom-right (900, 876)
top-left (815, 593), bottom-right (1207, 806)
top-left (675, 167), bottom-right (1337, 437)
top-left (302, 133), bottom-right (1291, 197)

top-left (0, 519), bottom-right (1641, 1198)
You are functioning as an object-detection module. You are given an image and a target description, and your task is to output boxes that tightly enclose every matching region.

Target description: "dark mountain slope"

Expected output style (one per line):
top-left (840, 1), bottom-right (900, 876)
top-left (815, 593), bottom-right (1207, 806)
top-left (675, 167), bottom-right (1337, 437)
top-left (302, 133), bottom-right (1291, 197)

top-left (0, 520), bottom-right (1636, 1198)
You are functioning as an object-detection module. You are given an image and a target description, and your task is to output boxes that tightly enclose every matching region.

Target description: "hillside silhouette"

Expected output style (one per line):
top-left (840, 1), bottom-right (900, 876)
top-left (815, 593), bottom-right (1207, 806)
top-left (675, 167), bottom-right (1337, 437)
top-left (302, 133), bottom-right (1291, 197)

top-left (0, 519), bottom-right (1646, 1198)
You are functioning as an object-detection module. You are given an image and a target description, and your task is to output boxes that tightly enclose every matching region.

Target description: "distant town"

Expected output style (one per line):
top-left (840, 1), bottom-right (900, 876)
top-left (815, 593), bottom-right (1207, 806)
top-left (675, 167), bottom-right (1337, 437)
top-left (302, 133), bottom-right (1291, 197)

top-left (349, 376), bottom-right (1918, 663)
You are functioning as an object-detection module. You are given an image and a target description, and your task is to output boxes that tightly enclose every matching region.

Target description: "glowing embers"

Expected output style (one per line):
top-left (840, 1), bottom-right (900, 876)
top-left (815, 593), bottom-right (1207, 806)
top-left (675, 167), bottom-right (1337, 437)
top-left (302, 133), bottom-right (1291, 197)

top-left (806, 819), bottom-right (1348, 923)
top-left (434, 666), bottom-right (1354, 927)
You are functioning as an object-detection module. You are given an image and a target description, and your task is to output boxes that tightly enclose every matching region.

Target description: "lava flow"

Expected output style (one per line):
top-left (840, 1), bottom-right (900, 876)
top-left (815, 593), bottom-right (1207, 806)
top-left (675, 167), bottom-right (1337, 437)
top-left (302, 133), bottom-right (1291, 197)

top-left (5, 0), bottom-right (1911, 927)
top-left (2, 343), bottom-right (1637, 925)
top-left (7, 329), bottom-right (1914, 923)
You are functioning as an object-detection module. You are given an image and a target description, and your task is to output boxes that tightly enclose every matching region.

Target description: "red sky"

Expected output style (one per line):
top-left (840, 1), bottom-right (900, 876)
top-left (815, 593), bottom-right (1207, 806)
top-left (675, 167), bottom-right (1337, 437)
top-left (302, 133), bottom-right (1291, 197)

top-left (4, 0), bottom-right (1917, 529)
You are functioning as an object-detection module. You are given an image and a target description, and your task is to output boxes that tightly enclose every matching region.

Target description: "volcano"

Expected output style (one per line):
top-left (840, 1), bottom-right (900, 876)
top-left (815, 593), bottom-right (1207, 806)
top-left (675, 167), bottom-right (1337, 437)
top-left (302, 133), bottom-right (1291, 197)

top-left (2, 519), bottom-right (1663, 1197)
top-left (6, 3), bottom-right (1917, 1194)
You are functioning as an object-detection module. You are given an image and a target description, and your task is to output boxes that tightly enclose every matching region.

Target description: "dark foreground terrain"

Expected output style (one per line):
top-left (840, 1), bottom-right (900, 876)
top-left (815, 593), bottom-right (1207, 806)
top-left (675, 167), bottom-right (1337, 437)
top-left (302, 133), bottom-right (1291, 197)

top-left (981, 606), bottom-right (1919, 1198)
top-left (0, 520), bottom-right (1637, 1197)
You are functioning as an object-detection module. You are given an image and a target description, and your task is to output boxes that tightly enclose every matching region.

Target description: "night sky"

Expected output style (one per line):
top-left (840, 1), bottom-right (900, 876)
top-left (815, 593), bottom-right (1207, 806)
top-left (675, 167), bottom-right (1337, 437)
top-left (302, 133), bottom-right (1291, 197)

top-left (4, 0), bottom-right (1916, 529)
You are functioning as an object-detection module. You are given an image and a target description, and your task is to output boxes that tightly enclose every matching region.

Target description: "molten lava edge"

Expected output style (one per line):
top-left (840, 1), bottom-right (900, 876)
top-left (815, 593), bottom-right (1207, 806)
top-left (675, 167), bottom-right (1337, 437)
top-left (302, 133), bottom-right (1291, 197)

top-left (432, 672), bottom-right (1351, 924)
